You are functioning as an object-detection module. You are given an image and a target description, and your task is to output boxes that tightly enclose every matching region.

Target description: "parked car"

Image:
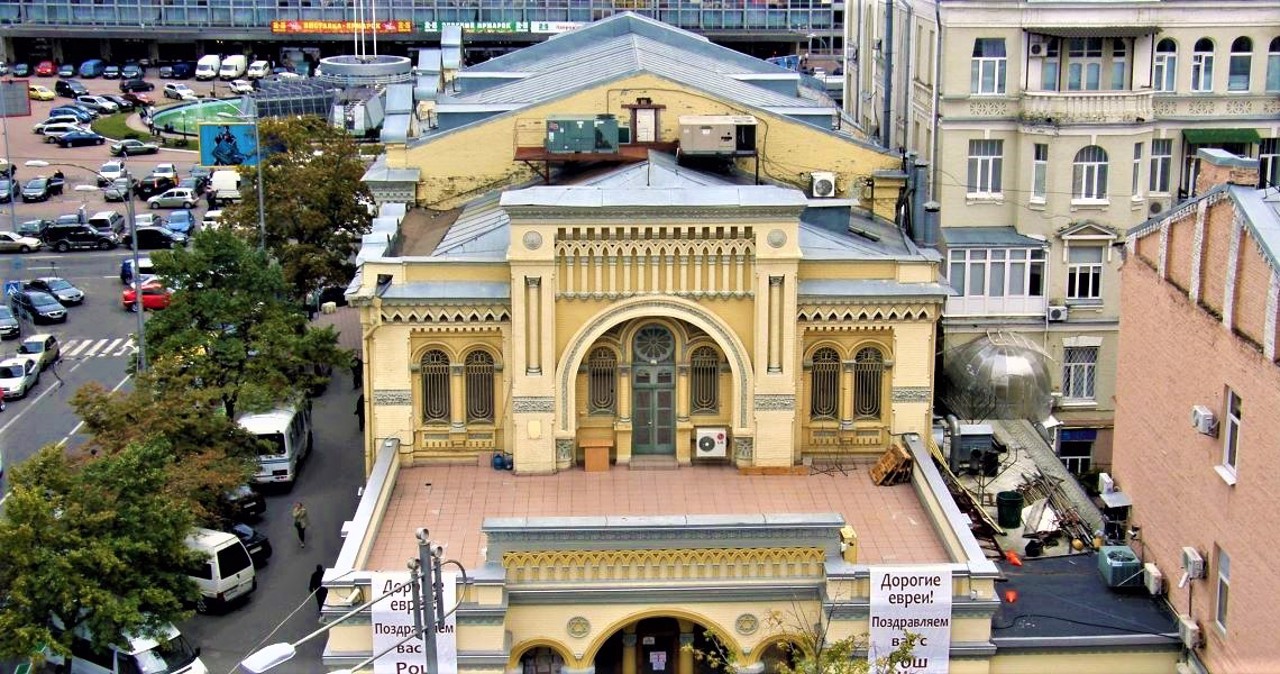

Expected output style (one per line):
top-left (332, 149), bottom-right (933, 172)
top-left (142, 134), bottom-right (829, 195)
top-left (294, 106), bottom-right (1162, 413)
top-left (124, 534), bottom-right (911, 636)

top-left (133, 213), bottom-right (163, 229)
top-left (103, 64), bottom-right (121, 79)
top-left (122, 281), bottom-right (171, 311)
top-left (111, 139), bottom-right (159, 156)
top-left (98, 161), bottom-right (126, 185)
top-left (177, 176), bottom-right (206, 195)
top-left (87, 210), bottom-right (124, 235)
top-left (202, 209), bottom-right (223, 230)
top-left (0, 178), bottom-right (19, 203)
top-left (120, 256), bottom-right (155, 285)
top-left (53, 79), bottom-right (89, 99)
top-left (9, 290), bottom-right (67, 324)
top-left (103, 177), bottom-right (131, 202)
top-left (229, 79), bottom-right (254, 95)
top-left (218, 484), bottom-right (265, 523)
top-left (35, 122), bottom-right (87, 140)
top-left (133, 225), bottom-right (187, 249)
top-left (23, 277), bottom-right (84, 305)
top-left (0, 306), bottom-right (19, 340)
top-left (34, 115), bottom-right (87, 132)
top-left (103, 94), bottom-right (135, 111)
top-left (57, 64), bottom-right (75, 78)
top-left (54, 214), bottom-right (84, 226)
top-left (121, 63), bottom-right (144, 79)
top-left (27, 85), bottom-right (54, 101)
top-left (0, 356), bottom-right (40, 399)
top-left (75, 95), bottom-right (118, 113)
top-left (133, 175), bottom-right (175, 199)
top-left (17, 334), bottom-right (61, 369)
top-left (148, 188), bottom-right (198, 209)
top-left (163, 82), bottom-right (197, 101)
top-left (48, 105), bottom-right (95, 123)
top-left (17, 219), bottom-right (52, 238)
top-left (40, 223), bottom-right (118, 252)
top-left (0, 232), bottom-right (43, 253)
top-left (12, 63), bottom-right (31, 77)
top-left (229, 523), bottom-right (272, 568)
top-left (56, 130), bottom-right (107, 148)
top-left (189, 165), bottom-right (212, 187)
top-left (34, 61), bottom-right (56, 77)
top-left (165, 210), bottom-right (195, 234)
top-left (122, 91), bottom-right (155, 106)
top-left (158, 64), bottom-right (174, 79)
top-left (152, 163), bottom-right (178, 180)
top-left (21, 176), bottom-right (64, 202)
top-left (120, 77), bottom-right (155, 93)
top-left (78, 59), bottom-right (106, 78)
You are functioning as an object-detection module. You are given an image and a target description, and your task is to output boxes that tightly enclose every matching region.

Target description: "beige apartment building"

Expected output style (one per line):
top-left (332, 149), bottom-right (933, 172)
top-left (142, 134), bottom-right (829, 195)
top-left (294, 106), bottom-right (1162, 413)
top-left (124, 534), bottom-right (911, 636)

top-left (848, 0), bottom-right (1280, 473)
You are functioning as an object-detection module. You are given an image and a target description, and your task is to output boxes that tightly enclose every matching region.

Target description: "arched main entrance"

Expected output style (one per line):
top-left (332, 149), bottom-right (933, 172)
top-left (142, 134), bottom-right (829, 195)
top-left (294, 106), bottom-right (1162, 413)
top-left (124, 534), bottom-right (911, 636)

top-left (632, 324), bottom-right (676, 456)
top-left (592, 617), bottom-right (729, 674)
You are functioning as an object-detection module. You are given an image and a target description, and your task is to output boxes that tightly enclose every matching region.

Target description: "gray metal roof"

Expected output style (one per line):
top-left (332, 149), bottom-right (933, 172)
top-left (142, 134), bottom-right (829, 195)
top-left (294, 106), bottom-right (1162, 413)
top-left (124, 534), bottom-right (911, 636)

top-left (379, 281), bottom-right (510, 301)
top-left (432, 193), bottom-right (511, 259)
top-left (500, 184), bottom-right (808, 209)
top-left (380, 114), bottom-right (411, 144)
top-left (578, 151), bottom-right (738, 189)
top-left (797, 279), bottom-right (953, 299)
top-left (457, 33), bottom-right (824, 111)
top-left (362, 154), bottom-right (420, 184)
top-left (798, 221), bottom-right (917, 260)
top-left (1230, 185), bottom-right (1280, 269)
top-left (943, 226), bottom-right (1047, 248)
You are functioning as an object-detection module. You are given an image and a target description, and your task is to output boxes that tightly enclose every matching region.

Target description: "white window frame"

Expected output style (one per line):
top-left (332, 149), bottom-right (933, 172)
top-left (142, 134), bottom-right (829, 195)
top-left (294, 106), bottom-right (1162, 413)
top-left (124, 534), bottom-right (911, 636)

top-left (1228, 37), bottom-right (1253, 92)
top-left (1221, 388), bottom-right (1241, 479)
top-left (1067, 37), bottom-right (1103, 91)
top-left (1261, 138), bottom-right (1279, 189)
top-left (1072, 145), bottom-right (1109, 203)
top-left (1131, 142), bottom-right (1143, 199)
top-left (1032, 143), bottom-right (1048, 203)
top-left (947, 247), bottom-right (1046, 298)
top-left (1216, 548), bottom-right (1230, 633)
top-left (1268, 37), bottom-right (1280, 92)
top-left (1192, 39), bottom-right (1216, 92)
top-left (1041, 38), bottom-right (1061, 91)
top-left (1154, 39), bottom-right (1178, 92)
top-left (971, 38), bottom-right (1008, 95)
top-left (967, 139), bottom-right (1004, 198)
top-left (1067, 246), bottom-right (1104, 300)
top-left (1150, 138), bottom-right (1173, 194)
top-left (1110, 38), bottom-right (1128, 90)
top-left (1062, 346), bottom-right (1098, 401)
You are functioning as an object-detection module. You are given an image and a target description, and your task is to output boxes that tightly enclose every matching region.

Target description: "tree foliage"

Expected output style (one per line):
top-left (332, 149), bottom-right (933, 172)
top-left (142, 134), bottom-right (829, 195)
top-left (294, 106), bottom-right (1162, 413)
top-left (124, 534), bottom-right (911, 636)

top-left (219, 115), bottom-right (373, 300)
top-left (0, 441), bottom-right (202, 660)
top-left (144, 228), bottom-right (348, 420)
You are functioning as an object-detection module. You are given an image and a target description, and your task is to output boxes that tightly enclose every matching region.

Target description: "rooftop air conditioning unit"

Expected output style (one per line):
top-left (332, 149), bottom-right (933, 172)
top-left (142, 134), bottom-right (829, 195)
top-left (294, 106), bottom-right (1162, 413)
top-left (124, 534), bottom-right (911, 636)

top-left (1179, 547), bottom-right (1206, 588)
top-left (1191, 405), bottom-right (1217, 436)
top-left (1178, 614), bottom-right (1203, 649)
top-left (1047, 305), bottom-right (1069, 322)
top-left (695, 427), bottom-right (728, 459)
top-left (1143, 562), bottom-right (1165, 596)
top-left (1098, 545), bottom-right (1143, 589)
top-left (811, 171), bottom-right (837, 198)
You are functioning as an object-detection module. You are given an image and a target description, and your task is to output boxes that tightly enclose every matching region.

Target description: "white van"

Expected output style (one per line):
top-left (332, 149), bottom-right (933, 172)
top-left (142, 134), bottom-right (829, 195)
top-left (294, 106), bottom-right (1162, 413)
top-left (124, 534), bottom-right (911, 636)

top-left (246, 60), bottom-right (271, 79)
top-left (44, 620), bottom-right (208, 674)
top-left (194, 54), bottom-right (221, 81)
top-left (185, 528), bottom-right (257, 612)
top-left (238, 401), bottom-right (313, 486)
top-left (218, 55), bottom-right (247, 80)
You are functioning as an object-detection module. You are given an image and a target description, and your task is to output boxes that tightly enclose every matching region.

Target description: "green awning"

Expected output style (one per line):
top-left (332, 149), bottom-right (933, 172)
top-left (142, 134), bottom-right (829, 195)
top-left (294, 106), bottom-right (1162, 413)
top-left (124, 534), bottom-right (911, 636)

top-left (1183, 128), bottom-right (1262, 145)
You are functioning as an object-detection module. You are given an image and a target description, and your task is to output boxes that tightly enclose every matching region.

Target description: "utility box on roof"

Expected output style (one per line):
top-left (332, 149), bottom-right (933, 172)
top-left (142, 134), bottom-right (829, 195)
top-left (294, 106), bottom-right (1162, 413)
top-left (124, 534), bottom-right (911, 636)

top-left (678, 115), bottom-right (758, 156)
top-left (545, 114), bottom-right (619, 154)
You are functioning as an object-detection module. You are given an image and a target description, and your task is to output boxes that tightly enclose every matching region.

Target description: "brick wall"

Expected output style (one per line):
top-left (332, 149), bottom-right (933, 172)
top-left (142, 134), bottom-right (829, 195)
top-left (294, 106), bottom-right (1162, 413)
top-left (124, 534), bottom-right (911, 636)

top-left (1115, 232), bottom-right (1280, 673)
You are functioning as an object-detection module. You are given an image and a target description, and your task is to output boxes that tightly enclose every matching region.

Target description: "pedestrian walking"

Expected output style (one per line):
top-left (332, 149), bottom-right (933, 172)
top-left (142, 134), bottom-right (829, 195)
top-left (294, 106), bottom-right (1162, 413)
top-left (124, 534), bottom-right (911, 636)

top-left (308, 564), bottom-right (328, 611)
top-left (206, 189), bottom-right (216, 210)
top-left (351, 354), bottom-right (363, 390)
top-left (291, 501), bottom-right (309, 548)
top-left (355, 394), bottom-right (365, 432)
top-left (50, 358), bottom-right (64, 387)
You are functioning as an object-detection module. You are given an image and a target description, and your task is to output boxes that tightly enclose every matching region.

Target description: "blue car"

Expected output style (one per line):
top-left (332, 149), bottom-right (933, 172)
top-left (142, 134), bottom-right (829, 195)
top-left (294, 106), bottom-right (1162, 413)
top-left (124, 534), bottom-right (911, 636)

top-left (56, 130), bottom-right (106, 148)
top-left (49, 106), bottom-right (94, 123)
top-left (165, 210), bottom-right (195, 235)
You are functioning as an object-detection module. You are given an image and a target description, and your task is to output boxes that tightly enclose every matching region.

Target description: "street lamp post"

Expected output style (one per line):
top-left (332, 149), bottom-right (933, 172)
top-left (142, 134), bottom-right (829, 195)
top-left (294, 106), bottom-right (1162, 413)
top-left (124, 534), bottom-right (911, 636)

top-left (218, 104), bottom-right (267, 250)
top-left (28, 160), bottom-right (146, 373)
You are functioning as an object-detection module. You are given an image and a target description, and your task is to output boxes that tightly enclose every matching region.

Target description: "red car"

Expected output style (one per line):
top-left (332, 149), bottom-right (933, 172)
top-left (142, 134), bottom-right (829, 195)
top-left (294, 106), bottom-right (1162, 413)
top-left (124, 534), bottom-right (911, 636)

top-left (123, 92), bottom-right (155, 106)
top-left (34, 61), bottom-right (57, 77)
top-left (122, 282), bottom-right (172, 311)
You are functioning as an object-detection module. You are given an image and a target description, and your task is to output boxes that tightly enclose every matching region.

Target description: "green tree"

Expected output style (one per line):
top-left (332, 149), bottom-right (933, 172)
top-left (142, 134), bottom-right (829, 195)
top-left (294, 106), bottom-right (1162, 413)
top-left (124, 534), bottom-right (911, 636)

top-left (144, 228), bottom-right (347, 420)
top-left (0, 441), bottom-right (202, 661)
top-left (219, 115), bottom-right (373, 300)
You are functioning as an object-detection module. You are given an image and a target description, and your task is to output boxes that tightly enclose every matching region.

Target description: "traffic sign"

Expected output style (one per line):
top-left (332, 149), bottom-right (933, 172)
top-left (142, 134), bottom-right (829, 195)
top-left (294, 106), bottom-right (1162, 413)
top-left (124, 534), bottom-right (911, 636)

top-left (3, 280), bottom-right (21, 296)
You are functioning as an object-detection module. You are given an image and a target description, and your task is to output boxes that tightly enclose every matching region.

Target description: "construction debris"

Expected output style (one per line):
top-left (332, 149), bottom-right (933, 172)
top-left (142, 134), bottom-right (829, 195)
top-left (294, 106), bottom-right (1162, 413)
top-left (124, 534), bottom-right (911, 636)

top-left (870, 444), bottom-right (913, 485)
top-left (1016, 469), bottom-right (1094, 544)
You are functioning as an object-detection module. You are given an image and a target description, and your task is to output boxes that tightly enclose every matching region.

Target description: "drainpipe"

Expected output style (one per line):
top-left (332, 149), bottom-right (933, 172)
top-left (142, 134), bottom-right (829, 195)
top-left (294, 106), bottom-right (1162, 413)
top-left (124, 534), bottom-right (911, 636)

top-left (901, 0), bottom-right (914, 153)
top-left (881, 0), bottom-right (895, 149)
top-left (911, 159), bottom-right (929, 245)
top-left (930, 2), bottom-right (943, 201)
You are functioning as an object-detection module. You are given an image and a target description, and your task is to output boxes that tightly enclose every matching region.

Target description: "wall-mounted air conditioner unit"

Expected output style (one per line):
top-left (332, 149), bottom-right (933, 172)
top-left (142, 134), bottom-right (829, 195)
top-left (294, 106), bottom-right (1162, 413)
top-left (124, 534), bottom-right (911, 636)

top-left (1178, 614), bottom-right (1203, 649)
top-left (1191, 405), bottom-right (1217, 436)
top-left (695, 427), bottom-right (728, 459)
top-left (1149, 200), bottom-right (1166, 215)
top-left (1098, 472), bottom-right (1116, 494)
top-left (811, 171), bottom-right (837, 198)
top-left (1144, 562), bottom-right (1165, 596)
top-left (1047, 305), bottom-right (1069, 322)
top-left (1028, 35), bottom-right (1049, 58)
top-left (1179, 547), bottom-right (1205, 589)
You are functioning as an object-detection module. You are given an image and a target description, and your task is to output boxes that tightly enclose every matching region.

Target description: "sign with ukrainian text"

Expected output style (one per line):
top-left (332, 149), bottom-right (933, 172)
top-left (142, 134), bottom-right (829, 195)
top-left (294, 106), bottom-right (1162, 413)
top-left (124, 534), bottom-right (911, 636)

top-left (422, 21), bottom-right (528, 33)
top-left (371, 571), bottom-right (457, 674)
top-left (868, 566), bottom-right (952, 674)
top-left (271, 19), bottom-right (413, 34)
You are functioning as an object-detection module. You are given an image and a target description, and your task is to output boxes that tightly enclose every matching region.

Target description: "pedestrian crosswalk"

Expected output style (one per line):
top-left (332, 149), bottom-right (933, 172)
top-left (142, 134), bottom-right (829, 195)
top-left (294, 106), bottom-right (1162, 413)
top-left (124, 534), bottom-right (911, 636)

top-left (60, 337), bottom-right (137, 359)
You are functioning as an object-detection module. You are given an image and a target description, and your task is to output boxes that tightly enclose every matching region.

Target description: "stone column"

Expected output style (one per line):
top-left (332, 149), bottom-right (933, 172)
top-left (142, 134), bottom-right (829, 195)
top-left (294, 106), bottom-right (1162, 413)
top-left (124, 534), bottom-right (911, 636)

top-left (525, 276), bottom-right (542, 375)
top-left (767, 276), bottom-right (783, 373)
top-left (839, 361), bottom-right (855, 430)
top-left (677, 620), bottom-right (695, 674)
top-left (676, 363), bottom-right (690, 422)
top-left (621, 628), bottom-right (638, 674)
top-left (617, 363), bottom-right (633, 423)
top-left (449, 364), bottom-right (466, 432)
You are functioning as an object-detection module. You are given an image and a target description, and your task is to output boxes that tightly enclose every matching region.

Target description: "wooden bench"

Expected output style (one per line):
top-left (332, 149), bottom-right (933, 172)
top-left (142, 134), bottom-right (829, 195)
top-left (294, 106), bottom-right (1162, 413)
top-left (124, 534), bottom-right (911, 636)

top-left (578, 429), bottom-right (614, 472)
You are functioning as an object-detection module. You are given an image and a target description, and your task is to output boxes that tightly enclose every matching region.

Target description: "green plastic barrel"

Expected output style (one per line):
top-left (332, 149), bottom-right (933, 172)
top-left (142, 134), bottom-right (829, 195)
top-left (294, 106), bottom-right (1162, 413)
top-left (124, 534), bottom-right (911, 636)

top-left (997, 491), bottom-right (1024, 529)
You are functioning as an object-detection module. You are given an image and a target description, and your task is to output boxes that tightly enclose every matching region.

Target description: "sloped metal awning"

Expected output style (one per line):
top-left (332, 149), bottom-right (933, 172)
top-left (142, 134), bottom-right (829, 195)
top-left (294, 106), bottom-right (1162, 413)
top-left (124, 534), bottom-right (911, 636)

top-left (943, 226), bottom-right (1046, 248)
top-left (1026, 26), bottom-right (1160, 38)
top-left (1183, 128), bottom-right (1262, 145)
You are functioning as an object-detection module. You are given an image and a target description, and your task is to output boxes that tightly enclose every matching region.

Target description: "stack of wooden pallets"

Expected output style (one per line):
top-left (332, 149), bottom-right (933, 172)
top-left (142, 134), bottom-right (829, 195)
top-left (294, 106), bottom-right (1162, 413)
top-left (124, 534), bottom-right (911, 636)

top-left (870, 444), bottom-right (913, 486)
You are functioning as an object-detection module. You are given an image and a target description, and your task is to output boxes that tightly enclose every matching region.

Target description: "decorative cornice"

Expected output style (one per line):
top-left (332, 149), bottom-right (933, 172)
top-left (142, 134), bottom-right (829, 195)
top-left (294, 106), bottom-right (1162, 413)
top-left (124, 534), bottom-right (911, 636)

top-left (558, 290), bottom-right (753, 301)
top-left (892, 387), bottom-right (931, 403)
top-left (373, 389), bottom-right (412, 406)
top-left (380, 305), bottom-right (512, 324)
top-left (754, 394), bottom-right (795, 411)
top-left (797, 304), bottom-right (936, 322)
top-left (501, 547), bottom-right (826, 584)
top-left (506, 205), bottom-right (804, 220)
top-left (513, 396), bottom-right (555, 413)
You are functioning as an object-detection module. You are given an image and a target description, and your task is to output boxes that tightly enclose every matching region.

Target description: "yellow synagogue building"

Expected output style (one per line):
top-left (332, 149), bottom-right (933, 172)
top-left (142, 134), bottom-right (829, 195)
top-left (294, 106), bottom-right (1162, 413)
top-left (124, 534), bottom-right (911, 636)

top-left (316, 14), bottom-right (1182, 674)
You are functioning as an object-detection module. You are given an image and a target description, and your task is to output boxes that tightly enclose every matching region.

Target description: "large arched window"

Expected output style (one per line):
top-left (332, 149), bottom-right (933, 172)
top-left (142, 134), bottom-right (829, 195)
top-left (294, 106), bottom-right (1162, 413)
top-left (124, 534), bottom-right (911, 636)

top-left (465, 350), bottom-right (495, 423)
top-left (420, 350), bottom-right (450, 423)
top-left (1192, 38), bottom-right (1215, 92)
top-left (587, 347), bottom-right (616, 415)
top-left (1268, 37), bottom-right (1280, 92)
top-left (1228, 37), bottom-right (1253, 91)
top-left (690, 346), bottom-right (720, 415)
top-left (809, 348), bottom-right (841, 421)
top-left (1073, 146), bottom-right (1109, 201)
top-left (853, 347), bottom-right (886, 419)
top-left (1155, 39), bottom-right (1178, 92)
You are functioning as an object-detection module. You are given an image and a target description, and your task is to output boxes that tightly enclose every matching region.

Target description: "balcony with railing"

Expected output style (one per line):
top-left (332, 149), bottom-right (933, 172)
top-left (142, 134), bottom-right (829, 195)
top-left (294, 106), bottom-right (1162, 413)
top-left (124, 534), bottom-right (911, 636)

top-left (1020, 89), bottom-right (1154, 126)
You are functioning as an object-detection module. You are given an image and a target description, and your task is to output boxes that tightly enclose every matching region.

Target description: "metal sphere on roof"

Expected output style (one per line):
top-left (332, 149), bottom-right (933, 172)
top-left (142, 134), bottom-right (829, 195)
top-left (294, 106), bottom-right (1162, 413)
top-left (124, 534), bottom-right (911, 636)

top-left (942, 332), bottom-right (1054, 421)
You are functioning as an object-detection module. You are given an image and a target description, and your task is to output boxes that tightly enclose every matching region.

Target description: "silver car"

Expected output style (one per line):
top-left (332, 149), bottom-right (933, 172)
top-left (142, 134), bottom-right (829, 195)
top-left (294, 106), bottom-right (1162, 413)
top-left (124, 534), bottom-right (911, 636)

top-left (0, 355), bottom-right (40, 399)
top-left (147, 187), bottom-right (198, 210)
top-left (0, 306), bottom-right (19, 339)
top-left (0, 232), bottom-right (43, 253)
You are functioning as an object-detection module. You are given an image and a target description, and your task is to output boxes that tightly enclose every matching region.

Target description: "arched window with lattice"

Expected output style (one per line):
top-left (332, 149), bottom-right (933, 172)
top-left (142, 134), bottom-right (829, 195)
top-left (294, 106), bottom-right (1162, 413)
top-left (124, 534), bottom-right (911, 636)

top-left (465, 350), bottom-right (495, 423)
top-left (854, 347), bottom-right (885, 419)
top-left (809, 347), bottom-right (841, 421)
top-left (420, 350), bottom-right (450, 423)
top-left (690, 346), bottom-right (720, 415)
top-left (587, 347), bottom-right (616, 415)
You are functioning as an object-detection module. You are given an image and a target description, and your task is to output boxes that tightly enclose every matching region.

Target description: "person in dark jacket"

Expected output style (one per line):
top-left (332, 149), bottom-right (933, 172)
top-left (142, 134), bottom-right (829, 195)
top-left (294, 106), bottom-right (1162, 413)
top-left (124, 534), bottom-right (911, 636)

top-left (308, 564), bottom-right (327, 610)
